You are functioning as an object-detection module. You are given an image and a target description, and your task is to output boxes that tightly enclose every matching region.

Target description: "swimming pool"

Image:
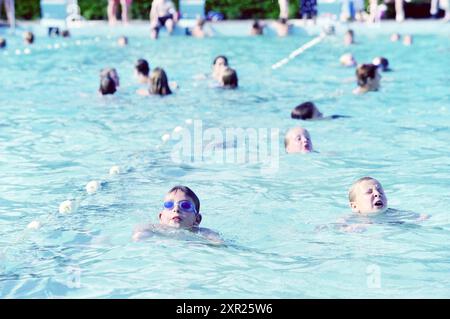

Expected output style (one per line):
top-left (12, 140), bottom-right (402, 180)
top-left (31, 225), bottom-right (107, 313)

top-left (0, 21), bottom-right (449, 298)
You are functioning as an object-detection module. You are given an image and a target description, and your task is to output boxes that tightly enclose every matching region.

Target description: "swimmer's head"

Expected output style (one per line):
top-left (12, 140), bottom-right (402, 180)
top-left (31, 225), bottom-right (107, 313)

top-left (284, 127), bottom-right (313, 154)
top-left (99, 74), bottom-right (117, 95)
top-left (344, 29), bottom-right (354, 45)
top-left (220, 67), bottom-right (238, 89)
top-left (251, 20), bottom-right (263, 35)
top-left (291, 101), bottom-right (323, 120)
top-left (348, 177), bottom-right (388, 215)
top-left (356, 64), bottom-right (381, 91)
top-left (212, 55), bottom-right (229, 79)
top-left (149, 67), bottom-right (172, 96)
top-left (135, 58), bottom-right (150, 79)
top-left (390, 33), bottom-right (401, 42)
top-left (196, 17), bottom-right (206, 28)
top-left (117, 36), bottom-right (128, 47)
top-left (0, 37), bottom-right (6, 49)
top-left (61, 30), bottom-right (71, 38)
top-left (159, 185), bottom-right (202, 229)
top-left (23, 31), bottom-right (34, 45)
top-left (340, 53), bottom-right (357, 67)
top-left (403, 34), bottom-right (413, 46)
top-left (101, 68), bottom-right (120, 87)
top-left (372, 57), bottom-right (390, 72)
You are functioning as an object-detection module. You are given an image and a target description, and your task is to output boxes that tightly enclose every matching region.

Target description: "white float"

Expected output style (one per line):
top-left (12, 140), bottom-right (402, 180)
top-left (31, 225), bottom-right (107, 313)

top-left (86, 180), bottom-right (101, 194)
top-left (109, 165), bottom-right (121, 175)
top-left (59, 200), bottom-right (77, 214)
top-left (27, 220), bottom-right (41, 230)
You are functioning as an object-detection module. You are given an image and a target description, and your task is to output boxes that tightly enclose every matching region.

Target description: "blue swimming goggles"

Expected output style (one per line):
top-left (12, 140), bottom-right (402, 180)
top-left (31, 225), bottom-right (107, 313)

top-left (163, 200), bottom-right (197, 213)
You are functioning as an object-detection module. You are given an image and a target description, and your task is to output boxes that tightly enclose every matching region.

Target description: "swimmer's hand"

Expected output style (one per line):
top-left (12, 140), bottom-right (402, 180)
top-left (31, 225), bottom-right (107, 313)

top-left (416, 214), bottom-right (430, 222)
top-left (169, 81), bottom-right (179, 90)
top-left (340, 223), bottom-right (367, 233)
top-left (132, 226), bottom-right (152, 242)
top-left (193, 73), bottom-right (208, 81)
top-left (136, 88), bottom-right (150, 96)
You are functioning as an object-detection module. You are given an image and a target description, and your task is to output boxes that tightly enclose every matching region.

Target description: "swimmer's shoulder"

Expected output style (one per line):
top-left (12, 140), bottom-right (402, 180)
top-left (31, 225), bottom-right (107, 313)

top-left (136, 88), bottom-right (150, 96)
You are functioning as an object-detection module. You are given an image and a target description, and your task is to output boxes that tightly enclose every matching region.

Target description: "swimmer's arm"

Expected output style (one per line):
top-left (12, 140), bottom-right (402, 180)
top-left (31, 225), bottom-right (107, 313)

top-left (132, 225), bottom-right (153, 242)
top-left (334, 215), bottom-right (369, 233)
top-left (136, 88), bottom-right (150, 96)
top-left (352, 87), bottom-right (362, 95)
top-left (193, 73), bottom-right (208, 81)
top-left (199, 228), bottom-right (224, 244)
top-left (169, 81), bottom-right (179, 90)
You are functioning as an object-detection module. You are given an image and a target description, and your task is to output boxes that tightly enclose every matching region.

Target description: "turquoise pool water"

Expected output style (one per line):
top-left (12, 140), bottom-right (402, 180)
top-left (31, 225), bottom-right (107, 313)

top-left (0, 22), bottom-right (450, 298)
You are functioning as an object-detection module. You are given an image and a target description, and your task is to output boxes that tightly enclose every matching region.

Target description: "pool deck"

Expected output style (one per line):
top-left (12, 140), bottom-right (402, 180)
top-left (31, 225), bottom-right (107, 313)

top-left (1, 19), bottom-right (450, 37)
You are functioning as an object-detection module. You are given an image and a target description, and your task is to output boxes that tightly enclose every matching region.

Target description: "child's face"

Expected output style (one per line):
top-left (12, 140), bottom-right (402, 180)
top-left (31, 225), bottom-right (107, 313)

top-left (351, 179), bottom-right (388, 215)
top-left (213, 58), bottom-right (227, 77)
top-left (286, 127), bottom-right (313, 153)
top-left (159, 190), bottom-right (201, 229)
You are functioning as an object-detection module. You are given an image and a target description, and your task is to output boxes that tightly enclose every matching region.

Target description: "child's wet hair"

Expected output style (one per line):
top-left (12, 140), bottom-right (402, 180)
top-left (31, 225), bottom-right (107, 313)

top-left (168, 185), bottom-right (200, 213)
top-left (374, 57), bottom-right (389, 71)
top-left (213, 55), bottom-right (228, 66)
top-left (150, 67), bottom-right (172, 95)
top-left (356, 64), bottom-right (377, 87)
top-left (0, 37), bottom-right (6, 48)
top-left (221, 67), bottom-right (238, 89)
top-left (348, 177), bottom-right (378, 202)
top-left (291, 101), bottom-right (318, 120)
top-left (135, 59), bottom-right (150, 77)
top-left (99, 74), bottom-right (117, 95)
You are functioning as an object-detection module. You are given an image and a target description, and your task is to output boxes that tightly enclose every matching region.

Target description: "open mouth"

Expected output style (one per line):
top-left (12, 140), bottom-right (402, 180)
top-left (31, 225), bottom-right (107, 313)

top-left (374, 200), bottom-right (384, 208)
top-left (172, 217), bottom-right (182, 222)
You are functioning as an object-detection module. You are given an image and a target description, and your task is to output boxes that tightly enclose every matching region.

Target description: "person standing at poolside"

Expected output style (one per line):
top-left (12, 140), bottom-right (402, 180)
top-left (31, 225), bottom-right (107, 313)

top-left (278, 0), bottom-right (289, 20)
top-left (108, 0), bottom-right (133, 25)
top-left (430, 0), bottom-right (450, 21)
top-left (0, 0), bottom-right (14, 27)
top-left (149, 0), bottom-right (178, 39)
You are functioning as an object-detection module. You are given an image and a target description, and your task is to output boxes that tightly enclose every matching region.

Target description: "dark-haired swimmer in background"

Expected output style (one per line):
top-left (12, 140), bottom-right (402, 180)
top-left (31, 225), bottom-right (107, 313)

top-left (250, 20), bottom-right (264, 36)
top-left (135, 59), bottom-right (150, 84)
top-left (372, 57), bottom-right (391, 72)
top-left (291, 101), bottom-right (350, 120)
top-left (99, 68), bottom-right (120, 95)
